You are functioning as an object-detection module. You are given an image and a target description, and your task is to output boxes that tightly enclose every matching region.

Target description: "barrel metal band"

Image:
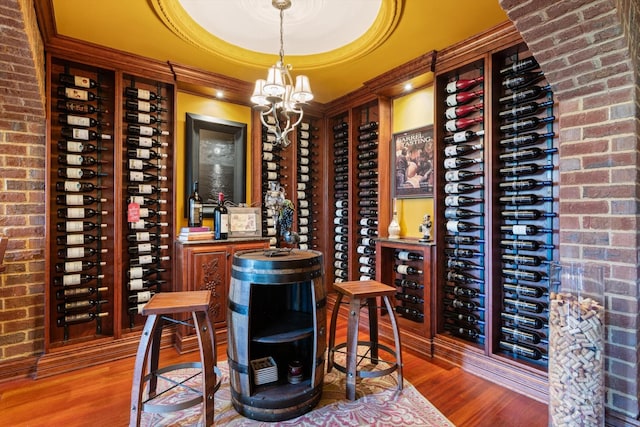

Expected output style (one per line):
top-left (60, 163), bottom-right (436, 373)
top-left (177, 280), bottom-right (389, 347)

top-left (231, 383), bottom-right (322, 410)
top-left (228, 299), bottom-right (249, 315)
top-left (316, 296), bottom-right (326, 309)
top-left (231, 268), bottom-right (322, 283)
top-left (226, 355), bottom-right (249, 374)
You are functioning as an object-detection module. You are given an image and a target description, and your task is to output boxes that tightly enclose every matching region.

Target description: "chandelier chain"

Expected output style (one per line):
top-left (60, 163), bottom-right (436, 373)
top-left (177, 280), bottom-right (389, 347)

top-left (279, 8), bottom-right (285, 64)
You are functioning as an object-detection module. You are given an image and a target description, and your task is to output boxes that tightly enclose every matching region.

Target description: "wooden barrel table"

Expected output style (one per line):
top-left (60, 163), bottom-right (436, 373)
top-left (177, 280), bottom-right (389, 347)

top-left (227, 249), bottom-right (326, 421)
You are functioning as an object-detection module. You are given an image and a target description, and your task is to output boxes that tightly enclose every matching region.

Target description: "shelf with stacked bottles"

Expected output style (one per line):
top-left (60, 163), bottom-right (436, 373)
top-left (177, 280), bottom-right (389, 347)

top-left (433, 43), bottom-right (558, 372)
top-left (45, 56), bottom-right (175, 350)
top-left (375, 239), bottom-right (433, 356)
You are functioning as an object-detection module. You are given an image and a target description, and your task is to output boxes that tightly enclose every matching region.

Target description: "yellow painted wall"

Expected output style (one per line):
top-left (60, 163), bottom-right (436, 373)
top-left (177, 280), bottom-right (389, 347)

top-left (175, 92), bottom-right (253, 231)
top-left (392, 86), bottom-right (435, 238)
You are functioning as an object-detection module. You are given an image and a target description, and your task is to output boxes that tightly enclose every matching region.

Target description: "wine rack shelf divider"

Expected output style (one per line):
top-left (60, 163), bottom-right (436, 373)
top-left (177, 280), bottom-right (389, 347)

top-left (42, 53), bottom-right (176, 375)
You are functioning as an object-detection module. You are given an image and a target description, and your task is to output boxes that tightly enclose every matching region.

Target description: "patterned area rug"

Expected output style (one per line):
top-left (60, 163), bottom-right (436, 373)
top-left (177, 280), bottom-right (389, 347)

top-left (140, 357), bottom-right (454, 426)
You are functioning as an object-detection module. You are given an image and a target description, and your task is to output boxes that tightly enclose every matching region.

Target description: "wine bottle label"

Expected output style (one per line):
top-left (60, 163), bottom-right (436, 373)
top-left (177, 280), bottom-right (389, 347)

top-left (445, 196), bottom-right (460, 207)
top-left (130, 171), bottom-right (144, 182)
top-left (71, 75), bottom-right (91, 88)
top-left (64, 194), bottom-right (84, 206)
top-left (135, 232), bottom-right (150, 241)
top-left (63, 274), bottom-right (81, 286)
top-left (445, 81), bottom-right (459, 94)
top-left (297, 191), bottom-right (306, 199)
top-left (64, 261), bottom-right (82, 272)
top-left (135, 149), bottom-right (150, 159)
top-left (137, 113), bottom-right (151, 124)
top-left (444, 146), bottom-right (459, 157)
top-left (299, 209), bottom-right (310, 216)
top-left (299, 140), bottom-right (309, 148)
top-left (65, 88), bottom-right (89, 101)
top-left (362, 237), bottom-right (373, 246)
top-left (265, 162), bottom-right (277, 171)
top-left (65, 208), bottom-right (85, 218)
top-left (512, 225), bottom-right (528, 235)
top-left (64, 221), bottom-right (83, 232)
top-left (262, 142), bottom-right (273, 152)
top-left (65, 234), bottom-right (85, 245)
top-left (138, 208), bottom-right (150, 218)
top-left (299, 174), bottom-right (309, 182)
top-left (264, 171), bottom-right (277, 180)
top-left (72, 128), bottom-right (89, 140)
top-left (65, 154), bottom-right (83, 166)
top-left (138, 243), bottom-right (152, 253)
top-left (221, 214), bottom-right (229, 233)
top-left (65, 141), bottom-right (84, 153)
top-left (137, 291), bottom-right (152, 302)
top-left (299, 217), bottom-right (308, 225)
top-left (397, 251), bottom-right (411, 261)
top-left (446, 221), bottom-right (460, 233)
top-left (299, 148), bottom-right (309, 156)
top-left (299, 156), bottom-right (309, 164)
top-left (137, 101), bottom-right (151, 112)
top-left (299, 165), bottom-right (309, 174)
top-left (129, 159), bottom-right (143, 170)
top-left (443, 158), bottom-right (458, 169)
top-left (67, 115), bottom-right (91, 127)
top-left (137, 255), bottom-right (153, 265)
top-left (445, 171), bottom-right (460, 181)
top-left (66, 247), bottom-right (85, 258)
top-left (137, 89), bottom-right (151, 100)
top-left (265, 227), bottom-right (276, 236)
top-left (396, 265), bottom-right (410, 275)
top-left (299, 243), bottom-right (309, 250)
top-left (299, 226), bottom-right (308, 234)
top-left (137, 137), bottom-right (153, 147)
top-left (138, 126), bottom-right (153, 136)
top-left (360, 266), bottom-right (373, 274)
top-left (356, 246), bottom-right (368, 254)
top-left (299, 235), bottom-right (308, 243)
top-left (444, 183), bottom-right (460, 193)
top-left (129, 278), bottom-right (144, 290)
top-left (299, 131), bottom-right (310, 139)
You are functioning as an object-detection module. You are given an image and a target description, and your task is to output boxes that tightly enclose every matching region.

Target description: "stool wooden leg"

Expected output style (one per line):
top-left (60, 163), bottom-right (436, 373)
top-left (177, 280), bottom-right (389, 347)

top-left (130, 314), bottom-right (160, 427)
top-left (327, 293), bottom-right (343, 373)
top-left (367, 297), bottom-right (379, 364)
top-left (147, 316), bottom-right (164, 398)
top-left (193, 310), bottom-right (216, 427)
top-left (382, 296), bottom-right (403, 391)
top-left (346, 296), bottom-right (361, 401)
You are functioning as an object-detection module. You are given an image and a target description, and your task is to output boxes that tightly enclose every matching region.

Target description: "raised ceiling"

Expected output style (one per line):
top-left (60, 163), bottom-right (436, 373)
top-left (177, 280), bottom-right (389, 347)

top-left (49, 0), bottom-right (508, 103)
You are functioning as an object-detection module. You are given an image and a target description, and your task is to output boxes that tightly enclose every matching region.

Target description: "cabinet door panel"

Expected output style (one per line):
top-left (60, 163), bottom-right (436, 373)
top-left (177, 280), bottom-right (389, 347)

top-left (193, 250), bottom-right (228, 325)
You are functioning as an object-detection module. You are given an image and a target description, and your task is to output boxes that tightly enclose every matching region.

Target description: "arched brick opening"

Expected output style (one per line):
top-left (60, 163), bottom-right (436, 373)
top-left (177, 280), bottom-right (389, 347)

top-left (500, 0), bottom-right (640, 420)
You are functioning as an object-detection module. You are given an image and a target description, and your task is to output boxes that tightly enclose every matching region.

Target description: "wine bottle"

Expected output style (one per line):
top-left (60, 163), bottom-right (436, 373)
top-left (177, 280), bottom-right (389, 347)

top-left (334, 251), bottom-right (348, 261)
top-left (500, 116), bottom-right (556, 134)
top-left (127, 184), bottom-right (169, 195)
top-left (501, 326), bottom-right (541, 345)
top-left (57, 154), bottom-right (102, 167)
top-left (499, 239), bottom-right (554, 251)
top-left (128, 158), bottom-right (166, 171)
top-left (443, 310), bottom-right (480, 325)
top-left (499, 57), bottom-right (539, 76)
top-left (358, 189), bottom-right (378, 199)
top-left (359, 227), bottom-right (378, 237)
top-left (126, 232), bottom-right (169, 242)
top-left (444, 143), bottom-right (483, 158)
top-left (56, 234), bottom-right (107, 246)
top-left (128, 290), bottom-right (156, 304)
top-left (444, 196), bottom-right (483, 207)
top-left (444, 235), bottom-right (484, 245)
top-left (395, 306), bottom-right (424, 321)
top-left (395, 293), bottom-right (424, 304)
top-left (359, 265), bottom-right (375, 275)
top-left (184, 180), bottom-right (202, 228)
top-left (445, 89), bottom-right (484, 107)
top-left (443, 297), bottom-right (478, 311)
top-left (499, 85), bottom-right (552, 105)
top-left (395, 251), bottom-right (423, 261)
top-left (58, 114), bottom-right (102, 128)
top-left (57, 86), bottom-right (102, 102)
top-left (498, 101), bottom-right (555, 121)
top-left (56, 194), bottom-right (107, 206)
top-left (213, 192), bottom-right (229, 240)
top-left (357, 160), bottom-right (378, 170)
top-left (55, 260), bottom-right (106, 274)
top-left (126, 136), bottom-right (168, 149)
top-left (358, 131), bottom-right (379, 142)
top-left (501, 209), bottom-right (556, 220)
top-left (57, 140), bottom-right (106, 154)
top-left (57, 299), bottom-right (108, 313)
top-left (127, 266), bottom-right (167, 279)
top-left (59, 73), bottom-right (98, 89)
top-left (446, 219), bottom-right (482, 236)
top-left (444, 324), bottom-right (482, 340)
top-left (500, 224), bottom-right (553, 236)
top-left (359, 208), bottom-right (378, 217)
top-left (129, 254), bottom-right (171, 266)
top-left (357, 140), bottom-right (378, 151)
top-left (357, 151), bottom-right (377, 161)
top-left (56, 220), bottom-right (106, 233)
top-left (334, 269), bottom-right (348, 279)
top-left (125, 112), bottom-right (163, 125)
top-left (357, 170), bottom-right (378, 180)
top-left (359, 217), bottom-right (377, 227)
top-left (444, 170), bottom-right (483, 182)
top-left (129, 220), bottom-right (169, 230)
top-left (53, 273), bottom-right (105, 287)
top-left (446, 258), bottom-right (483, 270)
top-left (443, 129), bottom-right (485, 144)
top-left (502, 253), bottom-right (548, 267)
top-left (57, 311), bottom-right (108, 327)
top-left (394, 278), bottom-right (424, 290)
top-left (358, 256), bottom-right (376, 266)
top-left (128, 196), bottom-right (167, 207)
top-left (333, 122), bottom-right (348, 132)
top-left (129, 171), bottom-right (167, 183)
top-left (445, 116), bottom-right (484, 132)
top-left (357, 246), bottom-right (375, 255)
top-left (502, 267), bottom-right (547, 282)
top-left (445, 76), bottom-right (484, 94)
top-left (127, 124), bottom-right (169, 137)
top-left (360, 237), bottom-right (376, 247)
top-left (334, 235), bottom-right (348, 244)
top-left (499, 147), bottom-right (558, 162)
top-left (56, 286), bottom-right (108, 300)
top-left (503, 283), bottom-right (545, 298)
top-left (127, 148), bottom-right (167, 160)
top-left (127, 243), bottom-right (169, 255)
top-left (57, 208), bottom-right (107, 219)
top-left (501, 312), bottom-right (543, 329)
top-left (443, 157), bottom-right (482, 170)
top-left (499, 179), bottom-right (553, 191)
top-left (499, 163), bottom-right (554, 177)
top-left (358, 179), bottom-right (378, 189)
top-left (499, 194), bottom-right (554, 205)
top-left (501, 71), bottom-right (546, 90)
top-left (334, 260), bottom-right (349, 269)
top-left (358, 121), bottom-right (379, 131)
top-left (444, 248), bottom-right (483, 258)
top-left (57, 100), bottom-right (105, 115)
top-left (56, 181), bottom-right (104, 193)
top-left (444, 183), bottom-right (483, 194)
top-left (504, 297), bottom-right (545, 313)
top-left (394, 265), bottom-right (423, 275)
top-left (57, 247), bottom-right (108, 259)
top-left (446, 270), bottom-right (483, 285)
top-left (358, 199), bottom-right (378, 207)
top-left (444, 207), bottom-right (483, 219)
top-left (124, 87), bottom-right (164, 101)
top-left (60, 127), bottom-right (111, 141)
top-left (124, 99), bottom-right (166, 113)
top-left (445, 103), bottom-right (484, 120)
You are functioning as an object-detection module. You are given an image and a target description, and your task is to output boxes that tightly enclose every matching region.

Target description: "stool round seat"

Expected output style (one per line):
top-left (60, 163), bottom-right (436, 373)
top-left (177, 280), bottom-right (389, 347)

top-left (129, 291), bottom-right (219, 426)
top-left (327, 280), bottom-right (403, 400)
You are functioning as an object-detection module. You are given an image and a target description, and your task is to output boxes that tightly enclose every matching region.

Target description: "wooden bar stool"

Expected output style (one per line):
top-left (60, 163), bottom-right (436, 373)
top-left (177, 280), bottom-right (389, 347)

top-left (327, 280), bottom-right (403, 400)
top-left (129, 291), bottom-right (220, 426)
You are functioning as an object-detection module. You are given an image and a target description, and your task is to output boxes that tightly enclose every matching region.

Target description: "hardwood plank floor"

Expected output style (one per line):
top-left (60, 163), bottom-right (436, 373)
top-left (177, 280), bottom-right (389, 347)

top-left (0, 316), bottom-right (548, 426)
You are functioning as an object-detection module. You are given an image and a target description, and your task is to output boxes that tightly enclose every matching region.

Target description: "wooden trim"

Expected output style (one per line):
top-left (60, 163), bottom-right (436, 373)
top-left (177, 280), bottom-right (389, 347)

top-left (363, 50), bottom-right (437, 98)
top-left (323, 86), bottom-right (378, 117)
top-left (0, 356), bottom-right (39, 383)
top-left (33, 0), bottom-right (56, 45)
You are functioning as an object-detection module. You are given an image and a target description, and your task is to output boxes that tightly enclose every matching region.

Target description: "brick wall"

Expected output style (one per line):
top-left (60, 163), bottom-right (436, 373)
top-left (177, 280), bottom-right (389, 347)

top-left (0, 0), bottom-right (46, 361)
top-left (499, 0), bottom-right (640, 419)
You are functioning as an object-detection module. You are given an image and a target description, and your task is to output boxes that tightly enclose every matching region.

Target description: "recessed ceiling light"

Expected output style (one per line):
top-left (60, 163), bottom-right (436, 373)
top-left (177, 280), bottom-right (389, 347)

top-left (216, 90), bottom-right (224, 98)
top-left (404, 83), bottom-right (413, 91)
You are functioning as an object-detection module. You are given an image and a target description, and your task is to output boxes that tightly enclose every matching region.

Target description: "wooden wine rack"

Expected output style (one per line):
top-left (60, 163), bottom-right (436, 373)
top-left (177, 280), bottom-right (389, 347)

top-left (44, 54), bottom-right (175, 363)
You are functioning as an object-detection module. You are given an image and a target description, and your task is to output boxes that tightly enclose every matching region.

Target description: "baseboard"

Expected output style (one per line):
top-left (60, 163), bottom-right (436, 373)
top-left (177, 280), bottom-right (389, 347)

top-left (0, 356), bottom-right (39, 383)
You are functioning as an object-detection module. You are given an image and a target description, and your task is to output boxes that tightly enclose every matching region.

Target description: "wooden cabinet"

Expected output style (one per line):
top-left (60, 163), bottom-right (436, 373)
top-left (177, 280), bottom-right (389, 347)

top-left (173, 238), bottom-right (269, 352)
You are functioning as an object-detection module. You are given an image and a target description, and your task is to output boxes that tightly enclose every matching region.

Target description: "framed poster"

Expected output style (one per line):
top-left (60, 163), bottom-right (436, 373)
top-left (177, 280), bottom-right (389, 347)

top-left (392, 125), bottom-right (434, 198)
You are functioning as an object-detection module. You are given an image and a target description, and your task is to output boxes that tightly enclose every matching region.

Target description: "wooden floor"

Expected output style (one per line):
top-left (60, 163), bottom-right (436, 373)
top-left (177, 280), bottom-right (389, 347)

top-left (0, 317), bottom-right (548, 427)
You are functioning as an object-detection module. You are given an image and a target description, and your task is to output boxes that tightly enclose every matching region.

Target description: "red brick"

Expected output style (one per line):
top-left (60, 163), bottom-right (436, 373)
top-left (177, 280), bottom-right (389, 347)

top-left (4, 342), bottom-right (38, 359)
top-left (584, 119), bottom-right (635, 139)
top-left (610, 167), bottom-right (638, 183)
top-left (560, 109), bottom-right (609, 128)
top-left (558, 215), bottom-right (580, 229)
top-left (584, 87), bottom-right (633, 108)
top-left (561, 169), bottom-right (610, 185)
top-left (558, 185), bottom-right (580, 199)
top-left (583, 216), bottom-right (636, 231)
top-left (560, 139), bottom-right (609, 156)
top-left (583, 152), bottom-right (636, 169)
top-left (559, 81), bottom-right (608, 100)
top-left (560, 200), bottom-right (609, 214)
top-left (611, 232), bottom-right (637, 248)
top-left (583, 184), bottom-right (636, 199)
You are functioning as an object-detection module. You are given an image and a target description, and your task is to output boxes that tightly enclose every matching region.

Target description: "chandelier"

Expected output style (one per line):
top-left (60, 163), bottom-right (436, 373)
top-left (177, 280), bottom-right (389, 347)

top-left (251, 0), bottom-right (314, 148)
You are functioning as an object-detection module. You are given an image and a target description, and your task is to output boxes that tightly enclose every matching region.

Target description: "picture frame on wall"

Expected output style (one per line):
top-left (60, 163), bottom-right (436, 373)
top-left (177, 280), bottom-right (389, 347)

top-left (391, 125), bottom-right (434, 198)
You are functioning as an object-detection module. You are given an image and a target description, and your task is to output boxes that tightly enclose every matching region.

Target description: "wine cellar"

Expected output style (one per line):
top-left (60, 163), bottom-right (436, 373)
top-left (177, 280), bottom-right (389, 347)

top-left (34, 20), bottom-right (557, 405)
